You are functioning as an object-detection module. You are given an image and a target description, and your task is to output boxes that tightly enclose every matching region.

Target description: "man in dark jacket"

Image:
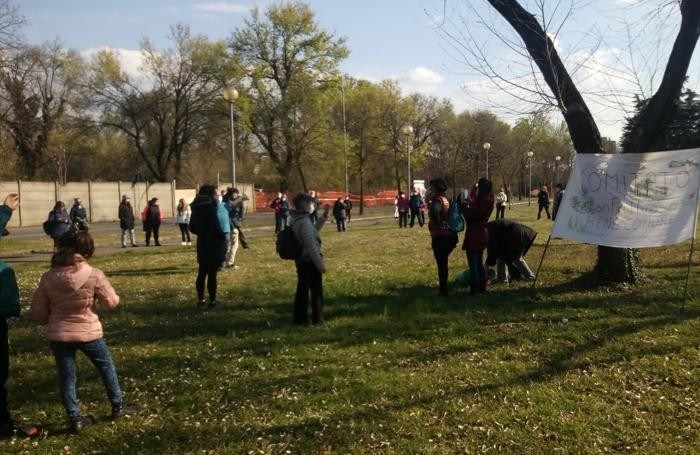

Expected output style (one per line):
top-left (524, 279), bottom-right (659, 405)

top-left (343, 196), bottom-right (353, 223)
top-left (118, 195), bottom-right (137, 247)
top-left (47, 201), bottom-right (71, 244)
top-left (189, 185), bottom-right (227, 307)
top-left (332, 198), bottom-right (347, 232)
top-left (142, 198), bottom-right (163, 246)
top-left (537, 186), bottom-right (551, 220)
top-left (485, 219), bottom-right (537, 283)
top-left (409, 189), bottom-right (424, 228)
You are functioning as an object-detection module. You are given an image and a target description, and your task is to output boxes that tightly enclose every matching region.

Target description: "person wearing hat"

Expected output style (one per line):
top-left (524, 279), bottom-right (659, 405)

top-left (537, 186), bottom-right (551, 220)
top-left (142, 198), bottom-right (163, 246)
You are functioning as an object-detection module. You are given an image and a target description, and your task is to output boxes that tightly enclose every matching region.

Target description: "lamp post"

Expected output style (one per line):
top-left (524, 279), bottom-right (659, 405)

top-left (401, 124), bottom-right (414, 191)
top-left (223, 86), bottom-right (239, 188)
top-left (555, 155), bottom-right (562, 185)
top-left (527, 151), bottom-right (534, 206)
top-left (340, 77), bottom-right (349, 196)
top-left (483, 142), bottom-right (491, 179)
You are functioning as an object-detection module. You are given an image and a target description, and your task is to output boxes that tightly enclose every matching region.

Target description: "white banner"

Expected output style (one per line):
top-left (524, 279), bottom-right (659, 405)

top-left (551, 149), bottom-right (700, 248)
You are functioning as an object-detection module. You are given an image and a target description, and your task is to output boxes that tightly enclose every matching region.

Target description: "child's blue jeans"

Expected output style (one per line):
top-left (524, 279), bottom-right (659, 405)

top-left (50, 338), bottom-right (122, 419)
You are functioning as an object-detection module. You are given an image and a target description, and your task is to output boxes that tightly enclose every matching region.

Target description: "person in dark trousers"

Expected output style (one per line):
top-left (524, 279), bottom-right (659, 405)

top-left (176, 199), bottom-right (192, 245)
top-left (69, 198), bottom-right (88, 231)
top-left (270, 193), bottom-right (283, 234)
top-left (485, 219), bottom-right (537, 283)
top-left (118, 195), bottom-right (138, 247)
top-left (332, 198), bottom-right (347, 232)
top-left (344, 196), bottom-right (353, 223)
top-left (552, 183), bottom-right (565, 221)
top-left (427, 179), bottom-right (458, 296)
top-left (537, 186), bottom-right (551, 220)
top-left (290, 193), bottom-right (330, 325)
top-left (495, 188), bottom-right (507, 219)
top-left (461, 178), bottom-right (494, 294)
top-left (397, 192), bottom-right (409, 228)
top-left (189, 185), bottom-right (227, 308)
top-left (48, 201), bottom-right (71, 247)
top-left (409, 188), bottom-right (424, 227)
top-left (0, 194), bottom-right (39, 439)
top-left (142, 198), bottom-right (163, 246)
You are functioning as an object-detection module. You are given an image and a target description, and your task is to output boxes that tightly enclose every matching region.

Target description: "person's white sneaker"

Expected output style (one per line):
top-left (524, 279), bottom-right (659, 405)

top-left (187, 242), bottom-right (192, 246)
top-left (181, 242), bottom-right (186, 245)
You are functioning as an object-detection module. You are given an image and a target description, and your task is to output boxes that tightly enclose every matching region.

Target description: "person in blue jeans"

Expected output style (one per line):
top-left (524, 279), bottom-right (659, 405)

top-left (31, 231), bottom-right (136, 433)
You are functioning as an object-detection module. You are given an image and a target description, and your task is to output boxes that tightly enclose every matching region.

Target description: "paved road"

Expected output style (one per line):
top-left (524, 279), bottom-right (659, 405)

top-left (2, 212), bottom-right (390, 264)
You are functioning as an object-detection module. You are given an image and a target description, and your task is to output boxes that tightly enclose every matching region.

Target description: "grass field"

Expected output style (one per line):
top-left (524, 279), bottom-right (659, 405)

top-left (2, 204), bottom-right (698, 454)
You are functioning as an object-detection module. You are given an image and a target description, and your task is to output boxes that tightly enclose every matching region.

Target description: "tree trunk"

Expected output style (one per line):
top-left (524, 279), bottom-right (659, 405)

top-left (359, 167), bottom-right (365, 215)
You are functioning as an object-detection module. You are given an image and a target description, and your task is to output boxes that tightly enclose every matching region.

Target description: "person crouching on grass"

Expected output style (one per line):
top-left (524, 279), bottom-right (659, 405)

top-left (291, 193), bottom-right (330, 325)
top-left (31, 231), bottom-right (136, 434)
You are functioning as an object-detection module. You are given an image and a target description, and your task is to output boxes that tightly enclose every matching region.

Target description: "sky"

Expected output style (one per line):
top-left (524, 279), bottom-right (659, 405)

top-left (17, 0), bottom-right (700, 141)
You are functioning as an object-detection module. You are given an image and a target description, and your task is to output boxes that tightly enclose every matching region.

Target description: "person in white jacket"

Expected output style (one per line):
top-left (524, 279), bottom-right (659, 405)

top-left (495, 189), bottom-right (508, 219)
top-left (176, 199), bottom-right (192, 245)
top-left (290, 193), bottom-right (330, 325)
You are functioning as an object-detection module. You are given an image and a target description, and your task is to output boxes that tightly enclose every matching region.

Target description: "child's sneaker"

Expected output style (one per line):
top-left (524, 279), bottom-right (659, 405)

top-left (208, 300), bottom-right (217, 309)
top-left (70, 415), bottom-right (94, 434)
top-left (111, 404), bottom-right (138, 421)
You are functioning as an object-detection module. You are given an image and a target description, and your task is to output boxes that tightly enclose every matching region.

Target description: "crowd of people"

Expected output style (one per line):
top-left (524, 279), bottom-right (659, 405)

top-left (0, 179), bottom-right (562, 436)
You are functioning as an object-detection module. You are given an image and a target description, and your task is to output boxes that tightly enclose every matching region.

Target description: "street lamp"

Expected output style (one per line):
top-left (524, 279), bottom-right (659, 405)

top-left (483, 142), bottom-right (491, 179)
top-left (555, 155), bottom-right (562, 185)
top-left (527, 151), bottom-right (534, 206)
top-left (223, 86), bottom-right (239, 188)
top-left (401, 124), bottom-right (414, 191)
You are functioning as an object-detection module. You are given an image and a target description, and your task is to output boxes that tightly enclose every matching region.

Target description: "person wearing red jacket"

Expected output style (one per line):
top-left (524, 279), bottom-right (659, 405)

top-left (270, 193), bottom-right (283, 234)
top-left (397, 191), bottom-right (410, 228)
top-left (461, 178), bottom-right (494, 294)
top-left (142, 198), bottom-right (163, 246)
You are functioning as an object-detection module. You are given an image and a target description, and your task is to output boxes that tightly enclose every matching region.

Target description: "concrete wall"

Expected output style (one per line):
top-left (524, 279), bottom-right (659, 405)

top-left (0, 181), bottom-right (254, 227)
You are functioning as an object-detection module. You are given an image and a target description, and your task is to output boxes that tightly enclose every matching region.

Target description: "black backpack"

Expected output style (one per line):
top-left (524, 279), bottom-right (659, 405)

top-left (276, 225), bottom-right (302, 260)
top-left (0, 259), bottom-right (20, 318)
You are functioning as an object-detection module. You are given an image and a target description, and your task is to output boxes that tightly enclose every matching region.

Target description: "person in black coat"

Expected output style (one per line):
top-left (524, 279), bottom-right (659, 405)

top-left (141, 198), bottom-right (163, 246)
top-left (118, 195), bottom-right (137, 247)
top-left (485, 219), bottom-right (537, 283)
top-left (537, 186), bottom-right (551, 220)
top-left (189, 185), bottom-right (227, 308)
top-left (332, 198), bottom-right (347, 232)
top-left (69, 198), bottom-right (88, 231)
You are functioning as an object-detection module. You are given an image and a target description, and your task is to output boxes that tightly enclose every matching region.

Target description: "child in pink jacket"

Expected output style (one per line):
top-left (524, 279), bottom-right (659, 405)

top-left (31, 231), bottom-right (136, 434)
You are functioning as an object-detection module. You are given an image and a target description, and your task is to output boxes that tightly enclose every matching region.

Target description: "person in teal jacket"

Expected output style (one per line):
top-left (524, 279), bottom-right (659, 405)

top-left (0, 194), bottom-right (39, 438)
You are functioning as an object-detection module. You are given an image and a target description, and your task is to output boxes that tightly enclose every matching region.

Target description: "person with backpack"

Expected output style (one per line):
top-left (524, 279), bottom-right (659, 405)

top-left (46, 201), bottom-right (71, 246)
top-left (0, 194), bottom-right (40, 439)
top-left (69, 198), bottom-right (89, 231)
top-left (332, 198), bottom-right (347, 232)
top-left (31, 231), bottom-right (137, 434)
top-left (176, 199), bottom-right (192, 246)
top-left (409, 188), bottom-right (424, 228)
top-left (290, 193), bottom-right (330, 325)
top-left (118, 195), bottom-right (138, 248)
top-left (397, 192), bottom-right (409, 228)
top-left (461, 178), bottom-right (495, 295)
top-left (189, 185), bottom-right (227, 308)
top-left (142, 198), bottom-right (163, 246)
top-left (427, 179), bottom-right (459, 296)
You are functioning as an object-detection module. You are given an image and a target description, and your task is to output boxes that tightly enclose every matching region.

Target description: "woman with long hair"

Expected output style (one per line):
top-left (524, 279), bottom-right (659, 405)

top-left (461, 178), bottom-right (494, 294)
top-left (176, 199), bottom-right (192, 245)
top-left (188, 185), bottom-right (227, 308)
top-left (427, 178), bottom-right (458, 296)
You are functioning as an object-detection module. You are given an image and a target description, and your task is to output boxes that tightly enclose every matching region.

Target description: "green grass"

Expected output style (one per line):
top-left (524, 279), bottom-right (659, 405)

top-left (3, 204), bottom-right (699, 453)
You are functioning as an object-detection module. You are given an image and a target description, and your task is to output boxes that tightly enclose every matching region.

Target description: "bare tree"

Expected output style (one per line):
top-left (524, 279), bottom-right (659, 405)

top-left (439, 0), bottom-right (700, 283)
